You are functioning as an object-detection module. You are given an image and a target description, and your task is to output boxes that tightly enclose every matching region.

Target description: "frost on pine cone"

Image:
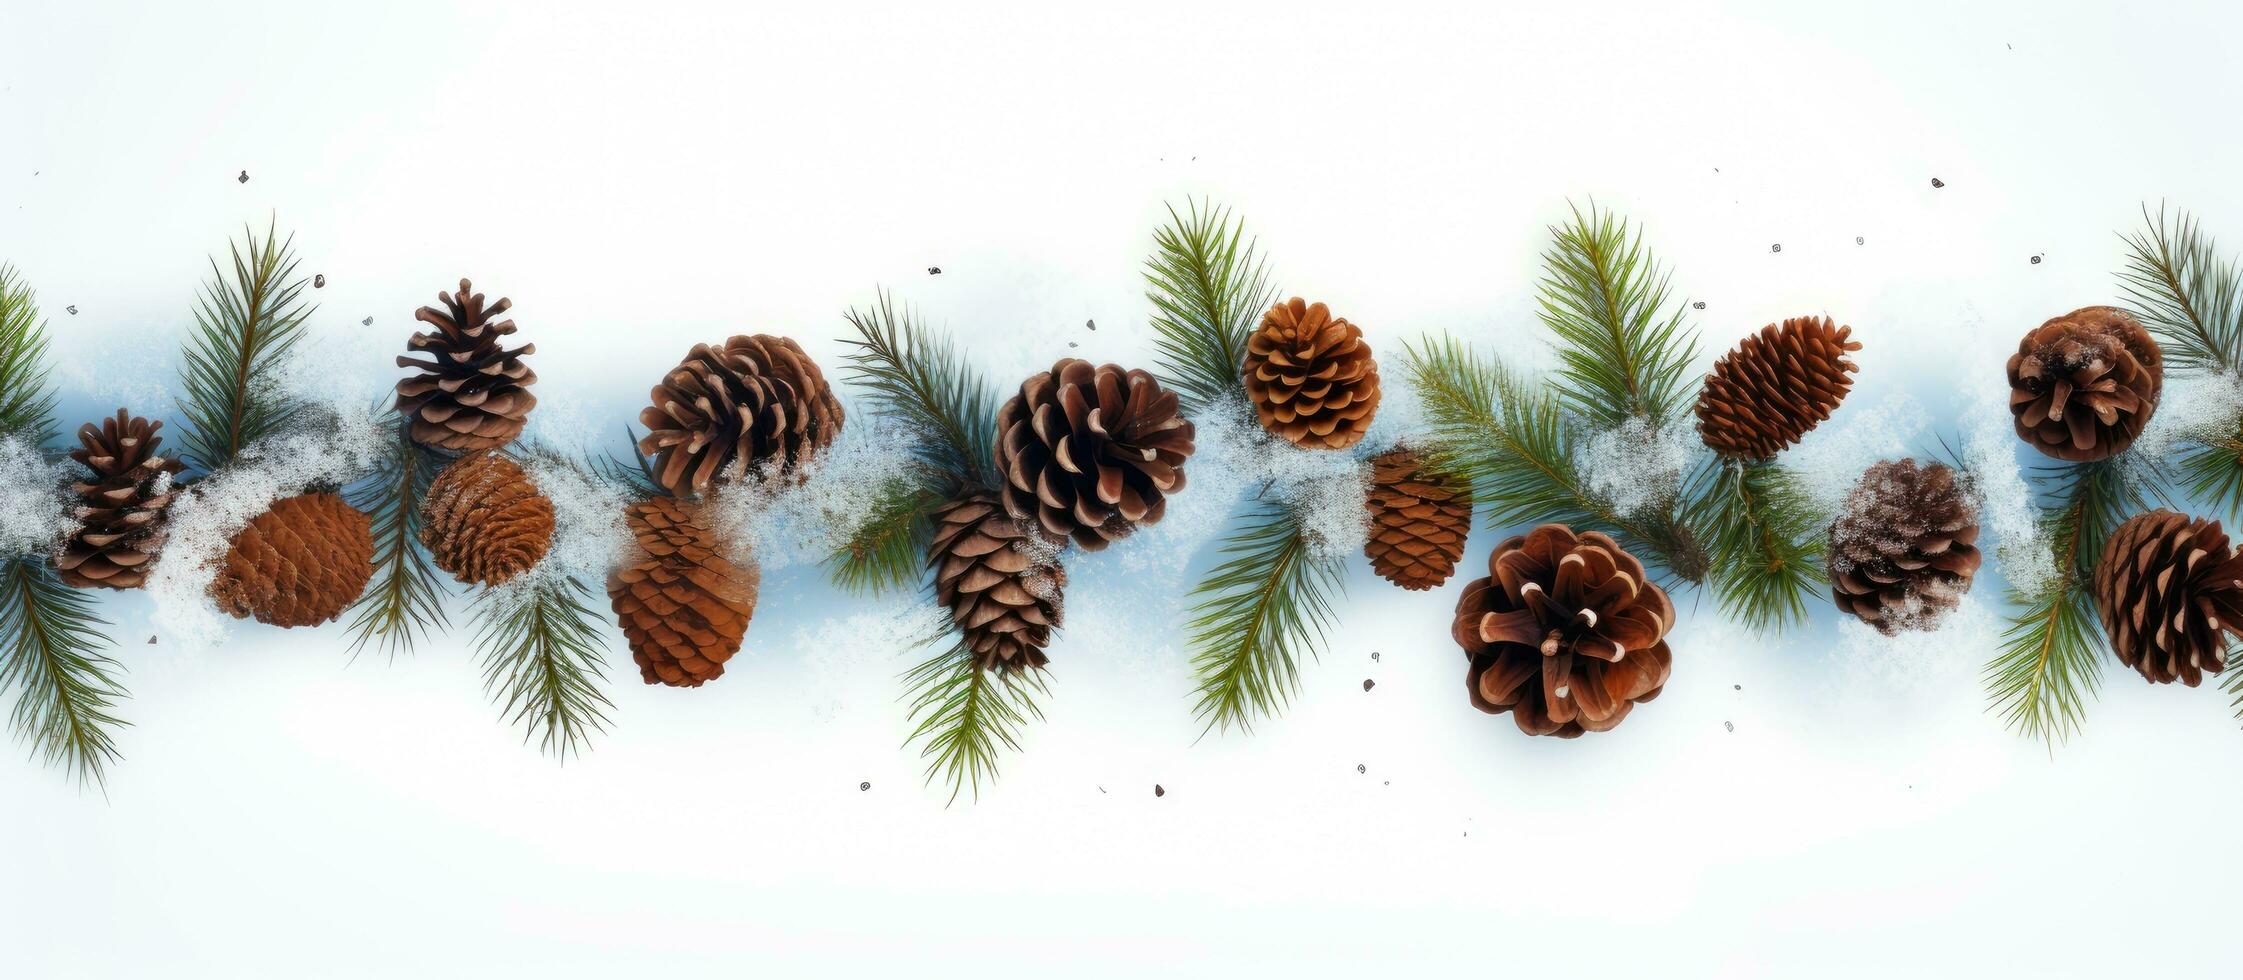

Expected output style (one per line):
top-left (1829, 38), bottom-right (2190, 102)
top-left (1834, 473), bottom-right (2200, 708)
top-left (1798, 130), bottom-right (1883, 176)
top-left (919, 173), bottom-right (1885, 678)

top-left (420, 452), bottom-right (554, 587)
top-left (607, 497), bottom-right (759, 687)
top-left (637, 335), bottom-right (845, 498)
top-left (395, 279), bottom-right (538, 452)
top-left (1695, 316), bottom-right (1862, 460)
top-left (928, 494), bottom-right (1065, 673)
top-left (1243, 297), bottom-right (1381, 450)
top-left (1451, 525), bottom-right (1675, 737)
top-left (2007, 306), bottom-right (2162, 462)
top-left (1826, 459), bottom-right (1982, 634)
top-left (1363, 447), bottom-right (1472, 591)
top-left (2093, 510), bottom-right (2243, 686)
top-left (995, 359), bottom-right (1196, 550)
top-left (209, 492), bottom-right (376, 628)
top-left (55, 409), bottom-right (186, 590)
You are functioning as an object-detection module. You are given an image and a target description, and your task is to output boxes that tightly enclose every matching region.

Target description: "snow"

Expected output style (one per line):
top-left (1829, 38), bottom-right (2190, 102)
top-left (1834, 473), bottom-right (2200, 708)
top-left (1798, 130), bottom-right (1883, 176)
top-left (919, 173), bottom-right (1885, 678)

top-left (2123, 370), bottom-right (2243, 493)
top-left (1958, 339), bottom-right (2055, 594)
top-left (1578, 415), bottom-right (1699, 519)
top-left (0, 436), bottom-right (72, 561)
top-left (1783, 390), bottom-right (1931, 511)
top-left (704, 414), bottom-right (926, 576)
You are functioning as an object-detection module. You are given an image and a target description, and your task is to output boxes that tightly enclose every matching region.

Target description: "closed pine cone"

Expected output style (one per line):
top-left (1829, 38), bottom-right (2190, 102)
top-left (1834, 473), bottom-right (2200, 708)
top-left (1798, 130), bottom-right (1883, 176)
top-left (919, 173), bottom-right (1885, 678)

top-left (209, 492), bottom-right (376, 628)
top-left (2007, 306), bottom-right (2162, 462)
top-left (1243, 297), bottom-right (1381, 450)
top-left (637, 335), bottom-right (845, 498)
top-left (421, 452), bottom-right (555, 587)
top-left (2093, 510), bottom-right (2243, 686)
top-left (395, 279), bottom-right (538, 452)
top-left (55, 409), bottom-right (187, 590)
top-left (1451, 525), bottom-right (1675, 737)
top-left (1696, 316), bottom-right (1863, 459)
top-left (1363, 447), bottom-right (1472, 590)
top-left (994, 359), bottom-right (1196, 550)
top-left (929, 494), bottom-right (1066, 672)
top-left (1827, 459), bottom-right (1982, 634)
top-left (607, 497), bottom-right (759, 687)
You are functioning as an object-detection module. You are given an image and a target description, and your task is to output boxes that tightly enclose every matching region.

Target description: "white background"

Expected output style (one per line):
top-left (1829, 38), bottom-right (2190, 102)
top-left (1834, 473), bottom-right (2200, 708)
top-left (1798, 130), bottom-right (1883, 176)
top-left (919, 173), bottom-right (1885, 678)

top-left (5, 1), bottom-right (2241, 976)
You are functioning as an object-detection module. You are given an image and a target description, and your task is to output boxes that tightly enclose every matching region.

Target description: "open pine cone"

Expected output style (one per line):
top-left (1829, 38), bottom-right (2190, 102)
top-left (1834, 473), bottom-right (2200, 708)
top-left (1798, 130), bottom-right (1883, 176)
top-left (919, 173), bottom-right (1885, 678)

top-left (994, 359), bottom-right (1196, 550)
top-left (395, 279), bottom-right (538, 452)
top-left (421, 452), bottom-right (555, 587)
top-left (2007, 306), bottom-right (2162, 462)
top-left (929, 494), bottom-right (1066, 672)
top-left (1827, 459), bottom-right (1982, 634)
top-left (1696, 316), bottom-right (1862, 460)
top-left (607, 497), bottom-right (760, 687)
top-left (55, 409), bottom-right (187, 590)
top-left (1364, 447), bottom-right (1472, 590)
top-left (2093, 510), bottom-right (2243, 686)
top-left (209, 493), bottom-right (376, 628)
top-left (1243, 297), bottom-right (1381, 450)
top-left (1451, 525), bottom-right (1675, 737)
top-left (637, 335), bottom-right (844, 498)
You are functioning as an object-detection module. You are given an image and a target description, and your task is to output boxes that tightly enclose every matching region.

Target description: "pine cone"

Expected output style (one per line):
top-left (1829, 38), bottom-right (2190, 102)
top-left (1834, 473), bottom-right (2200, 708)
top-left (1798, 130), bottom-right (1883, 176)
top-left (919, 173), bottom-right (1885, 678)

top-left (209, 493), bottom-right (376, 627)
top-left (637, 335), bottom-right (845, 498)
top-left (607, 497), bottom-right (759, 687)
top-left (1696, 316), bottom-right (1863, 460)
top-left (1827, 459), bottom-right (1982, 634)
top-left (929, 494), bottom-right (1066, 672)
top-left (2093, 510), bottom-right (2243, 686)
top-left (395, 279), bottom-right (538, 452)
top-left (421, 452), bottom-right (554, 587)
top-left (1363, 447), bottom-right (1472, 590)
top-left (2007, 306), bottom-right (2162, 462)
top-left (1243, 297), bottom-right (1381, 450)
top-left (54, 410), bottom-right (187, 590)
top-left (994, 359), bottom-right (1196, 550)
top-left (1451, 525), bottom-right (1675, 737)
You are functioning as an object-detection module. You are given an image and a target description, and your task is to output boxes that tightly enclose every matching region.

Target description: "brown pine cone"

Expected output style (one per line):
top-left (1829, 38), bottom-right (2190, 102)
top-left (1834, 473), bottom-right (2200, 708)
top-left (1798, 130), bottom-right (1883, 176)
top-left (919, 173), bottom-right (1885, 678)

top-left (994, 359), bottom-right (1196, 550)
top-left (209, 492), bottom-right (376, 628)
top-left (1696, 316), bottom-right (1863, 460)
top-left (1827, 459), bottom-right (1982, 634)
top-left (637, 335), bottom-right (845, 498)
top-left (54, 409), bottom-right (187, 590)
top-left (2094, 510), bottom-right (2243, 686)
top-left (2007, 306), bottom-right (2162, 462)
top-left (1452, 525), bottom-right (1675, 737)
top-left (929, 494), bottom-right (1065, 672)
top-left (395, 279), bottom-right (538, 452)
top-left (1363, 447), bottom-right (1472, 590)
top-left (1243, 297), bottom-right (1381, 450)
top-left (607, 497), bottom-right (759, 687)
top-left (421, 452), bottom-right (555, 587)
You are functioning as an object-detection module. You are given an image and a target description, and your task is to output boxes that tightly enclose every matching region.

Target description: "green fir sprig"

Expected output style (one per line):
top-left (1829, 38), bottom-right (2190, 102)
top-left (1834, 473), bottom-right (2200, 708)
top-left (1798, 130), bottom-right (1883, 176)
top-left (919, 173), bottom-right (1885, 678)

top-left (1692, 458), bottom-right (1826, 633)
top-left (1185, 497), bottom-right (1347, 736)
top-left (342, 410), bottom-right (451, 661)
top-left (1538, 201), bottom-right (1699, 428)
top-left (177, 221), bottom-right (315, 473)
top-left (902, 637), bottom-right (1047, 805)
top-left (0, 266), bottom-right (60, 448)
top-left (472, 572), bottom-right (614, 762)
top-left (1144, 200), bottom-right (1275, 414)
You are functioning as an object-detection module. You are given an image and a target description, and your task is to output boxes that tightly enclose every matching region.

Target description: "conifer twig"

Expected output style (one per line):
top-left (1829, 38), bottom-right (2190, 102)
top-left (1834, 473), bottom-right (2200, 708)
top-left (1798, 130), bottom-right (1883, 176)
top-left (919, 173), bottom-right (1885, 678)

top-left (0, 265), bottom-right (59, 447)
top-left (177, 220), bottom-right (315, 472)
top-left (1144, 200), bottom-right (1276, 414)
top-left (1538, 201), bottom-right (1698, 428)
top-left (1691, 458), bottom-right (1825, 632)
top-left (473, 572), bottom-right (613, 762)
top-left (343, 410), bottom-right (450, 661)
top-left (0, 558), bottom-right (128, 789)
top-left (903, 637), bottom-right (1046, 805)
top-left (1185, 497), bottom-right (1346, 736)
top-left (841, 292), bottom-right (1002, 493)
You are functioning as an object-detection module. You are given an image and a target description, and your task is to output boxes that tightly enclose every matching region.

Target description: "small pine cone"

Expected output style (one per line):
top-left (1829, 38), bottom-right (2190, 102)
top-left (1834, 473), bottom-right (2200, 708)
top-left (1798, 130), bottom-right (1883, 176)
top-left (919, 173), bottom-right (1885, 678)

top-left (55, 409), bottom-right (187, 590)
top-left (1452, 525), bottom-right (1675, 738)
top-left (1243, 298), bottom-right (1382, 450)
top-left (637, 335), bottom-right (845, 498)
top-left (1696, 316), bottom-right (1863, 460)
top-left (928, 494), bottom-right (1066, 672)
top-left (394, 279), bottom-right (538, 452)
top-left (420, 452), bottom-right (555, 587)
top-left (1363, 448), bottom-right (1472, 590)
top-left (2093, 510), bottom-right (2243, 686)
top-left (994, 359), bottom-right (1196, 550)
top-left (607, 497), bottom-right (759, 687)
top-left (1827, 459), bottom-right (1982, 634)
top-left (2007, 306), bottom-right (2162, 462)
top-left (209, 493), bottom-right (376, 628)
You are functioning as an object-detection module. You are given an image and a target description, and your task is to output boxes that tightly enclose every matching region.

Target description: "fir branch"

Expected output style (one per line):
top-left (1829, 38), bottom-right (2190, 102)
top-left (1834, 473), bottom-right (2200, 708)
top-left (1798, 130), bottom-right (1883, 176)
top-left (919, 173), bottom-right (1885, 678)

top-left (0, 557), bottom-right (128, 788)
top-left (1186, 497), bottom-right (1347, 736)
top-left (1537, 201), bottom-right (1698, 428)
top-left (0, 265), bottom-right (59, 447)
top-left (473, 573), bottom-right (614, 762)
top-left (177, 221), bottom-right (315, 472)
top-left (2118, 204), bottom-right (2243, 375)
top-left (343, 411), bottom-right (450, 661)
top-left (841, 292), bottom-right (1002, 493)
top-left (1692, 458), bottom-right (1825, 633)
top-left (593, 424), bottom-right (665, 500)
top-left (2179, 435), bottom-right (2243, 520)
top-left (903, 637), bottom-right (1046, 804)
top-left (827, 473), bottom-right (941, 595)
top-left (1144, 199), bottom-right (1276, 414)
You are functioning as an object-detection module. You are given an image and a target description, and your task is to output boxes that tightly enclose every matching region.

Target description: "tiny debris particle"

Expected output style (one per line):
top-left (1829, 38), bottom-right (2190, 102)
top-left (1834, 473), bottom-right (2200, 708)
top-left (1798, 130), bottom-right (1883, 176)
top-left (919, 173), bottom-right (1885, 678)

top-left (926, 266), bottom-right (941, 275)
top-left (859, 781), bottom-right (870, 791)
top-left (1356, 763), bottom-right (1366, 774)
top-left (313, 274), bottom-right (325, 288)
top-left (1086, 319), bottom-right (1096, 331)
top-left (1362, 678), bottom-right (1375, 692)
top-left (237, 170), bottom-right (249, 184)
top-left (147, 635), bottom-right (157, 645)
top-left (361, 316), bottom-right (374, 326)
top-left (1154, 784), bottom-right (1165, 797)
top-left (1692, 301), bottom-right (1707, 310)
top-left (2030, 254), bottom-right (2043, 265)
top-left (1067, 341), bottom-right (1079, 348)
top-left (1733, 684), bottom-right (1741, 691)
top-left (1931, 177), bottom-right (1946, 188)
top-left (1855, 236), bottom-right (1865, 246)
top-left (1770, 243), bottom-right (1782, 254)
top-left (1370, 651), bottom-right (1380, 662)
top-left (1724, 720), bottom-right (1734, 732)
top-left (66, 305), bottom-right (77, 315)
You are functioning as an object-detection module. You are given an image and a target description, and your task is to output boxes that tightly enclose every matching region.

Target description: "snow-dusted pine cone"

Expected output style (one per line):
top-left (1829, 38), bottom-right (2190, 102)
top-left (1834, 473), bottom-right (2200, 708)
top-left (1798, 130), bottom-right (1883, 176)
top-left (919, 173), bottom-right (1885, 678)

top-left (421, 452), bottom-right (554, 587)
top-left (928, 494), bottom-right (1065, 672)
top-left (994, 359), bottom-right (1196, 550)
top-left (1695, 316), bottom-right (1862, 460)
top-left (2007, 306), bottom-right (2162, 462)
top-left (209, 493), bottom-right (376, 627)
top-left (1827, 459), bottom-right (1982, 634)
top-left (637, 335), bottom-right (845, 498)
top-left (1363, 447), bottom-right (1472, 590)
top-left (2093, 510), bottom-right (2243, 686)
top-left (394, 279), bottom-right (538, 452)
top-left (607, 497), bottom-right (760, 687)
top-left (1243, 297), bottom-right (1381, 450)
top-left (55, 409), bottom-right (186, 590)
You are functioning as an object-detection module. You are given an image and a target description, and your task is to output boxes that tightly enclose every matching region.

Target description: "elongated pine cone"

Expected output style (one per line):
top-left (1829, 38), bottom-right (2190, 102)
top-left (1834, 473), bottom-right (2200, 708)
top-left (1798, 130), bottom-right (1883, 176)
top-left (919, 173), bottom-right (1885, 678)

top-left (1827, 459), bottom-right (1982, 634)
top-left (55, 409), bottom-right (187, 590)
top-left (1364, 448), bottom-right (1472, 590)
top-left (1696, 316), bottom-right (1863, 460)
top-left (2007, 306), bottom-right (2162, 462)
top-left (637, 335), bottom-right (845, 498)
top-left (2093, 510), bottom-right (2243, 686)
top-left (1243, 297), bottom-right (1381, 450)
top-left (209, 493), bottom-right (376, 628)
top-left (1451, 525), bottom-right (1675, 737)
top-left (995, 359), bottom-right (1196, 550)
top-left (421, 452), bottom-right (555, 587)
top-left (607, 497), bottom-right (759, 687)
top-left (395, 279), bottom-right (537, 452)
top-left (929, 494), bottom-right (1066, 672)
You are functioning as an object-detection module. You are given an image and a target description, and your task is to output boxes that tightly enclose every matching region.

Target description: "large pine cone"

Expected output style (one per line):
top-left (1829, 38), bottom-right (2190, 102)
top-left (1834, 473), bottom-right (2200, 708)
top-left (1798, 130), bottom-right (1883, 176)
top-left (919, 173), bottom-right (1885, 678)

top-left (1363, 447), bottom-right (1472, 590)
top-left (607, 497), bottom-right (760, 687)
top-left (2093, 510), bottom-right (2243, 686)
top-left (929, 494), bottom-right (1065, 672)
top-left (637, 335), bottom-right (845, 498)
top-left (209, 493), bottom-right (376, 627)
top-left (1827, 459), bottom-right (1982, 634)
top-left (421, 452), bottom-right (554, 587)
top-left (395, 279), bottom-right (537, 452)
top-left (1452, 525), bottom-right (1675, 737)
top-left (1243, 297), bottom-right (1381, 450)
top-left (1696, 316), bottom-right (1862, 460)
top-left (55, 409), bottom-right (187, 590)
top-left (995, 359), bottom-right (1196, 550)
top-left (2007, 306), bottom-right (2162, 462)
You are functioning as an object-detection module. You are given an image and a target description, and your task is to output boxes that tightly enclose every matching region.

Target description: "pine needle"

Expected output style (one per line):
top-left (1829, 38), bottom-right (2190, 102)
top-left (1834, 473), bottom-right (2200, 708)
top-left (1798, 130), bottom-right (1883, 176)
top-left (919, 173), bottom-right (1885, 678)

top-left (826, 474), bottom-right (940, 595)
top-left (177, 220), bottom-right (315, 472)
top-left (473, 573), bottom-right (614, 762)
top-left (343, 411), bottom-right (451, 661)
top-left (1186, 497), bottom-right (1347, 736)
top-left (2118, 203), bottom-right (2243, 375)
top-left (841, 292), bottom-right (1002, 494)
top-left (0, 265), bottom-right (60, 447)
top-left (0, 557), bottom-right (128, 789)
top-left (1691, 458), bottom-right (1826, 633)
top-left (1538, 201), bottom-right (1699, 428)
top-left (1144, 199), bottom-right (1276, 414)
top-left (903, 638), bottom-right (1047, 805)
